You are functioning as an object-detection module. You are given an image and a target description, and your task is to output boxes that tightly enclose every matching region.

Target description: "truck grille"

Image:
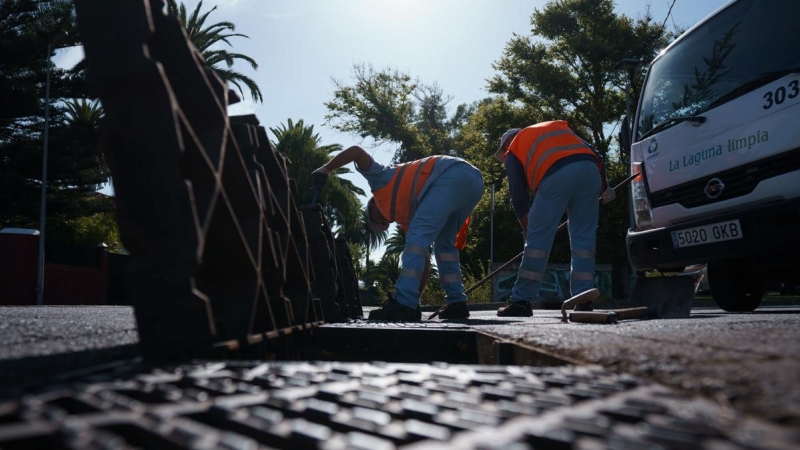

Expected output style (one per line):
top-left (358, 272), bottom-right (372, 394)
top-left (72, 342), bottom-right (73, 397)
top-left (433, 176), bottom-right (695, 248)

top-left (650, 147), bottom-right (800, 209)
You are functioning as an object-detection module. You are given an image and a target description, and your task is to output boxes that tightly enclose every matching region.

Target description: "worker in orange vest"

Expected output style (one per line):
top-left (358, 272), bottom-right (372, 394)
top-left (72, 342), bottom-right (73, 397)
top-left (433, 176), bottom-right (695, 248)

top-left (495, 121), bottom-right (615, 317)
top-left (312, 146), bottom-right (483, 321)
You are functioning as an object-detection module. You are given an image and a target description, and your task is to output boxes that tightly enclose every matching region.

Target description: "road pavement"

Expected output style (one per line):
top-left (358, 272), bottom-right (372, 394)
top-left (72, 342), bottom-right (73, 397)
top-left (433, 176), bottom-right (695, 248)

top-left (454, 306), bottom-right (800, 427)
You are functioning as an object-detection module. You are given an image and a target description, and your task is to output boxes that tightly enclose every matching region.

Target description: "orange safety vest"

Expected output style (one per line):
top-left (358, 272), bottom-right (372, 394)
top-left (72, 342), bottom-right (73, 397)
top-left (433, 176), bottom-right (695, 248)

top-left (506, 121), bottom-right (601, 195)
top-left (372, 156), bottom-right (471, 250)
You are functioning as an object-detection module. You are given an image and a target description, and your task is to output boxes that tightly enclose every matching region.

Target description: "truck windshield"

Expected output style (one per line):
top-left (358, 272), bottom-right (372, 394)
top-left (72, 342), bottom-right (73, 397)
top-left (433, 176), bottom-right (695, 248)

top-left (635, 0), bottom-right (800, 141)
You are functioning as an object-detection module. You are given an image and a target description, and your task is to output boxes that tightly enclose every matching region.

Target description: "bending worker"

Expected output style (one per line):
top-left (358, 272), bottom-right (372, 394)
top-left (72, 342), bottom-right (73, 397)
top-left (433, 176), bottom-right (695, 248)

top-left (494, 121), bottom-right (615, 317)
top-left (312, 146), bottom-right (483, 321)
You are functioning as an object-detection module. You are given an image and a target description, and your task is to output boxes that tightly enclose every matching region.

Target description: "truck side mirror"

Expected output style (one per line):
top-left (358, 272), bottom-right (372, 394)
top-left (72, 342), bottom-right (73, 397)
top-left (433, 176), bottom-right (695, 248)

top-left (619, 115), bottom-right (632, 155)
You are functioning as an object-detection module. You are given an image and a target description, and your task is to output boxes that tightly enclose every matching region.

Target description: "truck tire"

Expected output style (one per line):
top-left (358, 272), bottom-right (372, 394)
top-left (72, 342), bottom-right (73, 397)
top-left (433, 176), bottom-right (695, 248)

top-left (707, 260), bottom-right (763, 312)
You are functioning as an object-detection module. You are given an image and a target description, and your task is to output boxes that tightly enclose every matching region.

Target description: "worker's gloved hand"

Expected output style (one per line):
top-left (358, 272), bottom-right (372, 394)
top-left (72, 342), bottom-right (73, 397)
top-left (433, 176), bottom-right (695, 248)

top-left (600, 186), bottom-right (616, 204)
top-left (311, 166), bottom-right (330, 191)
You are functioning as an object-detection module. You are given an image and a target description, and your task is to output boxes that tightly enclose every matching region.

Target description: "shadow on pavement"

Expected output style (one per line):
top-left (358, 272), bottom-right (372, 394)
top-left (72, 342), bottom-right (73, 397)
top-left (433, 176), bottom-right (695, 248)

top-left (436, 319), bottom-right (527, 325)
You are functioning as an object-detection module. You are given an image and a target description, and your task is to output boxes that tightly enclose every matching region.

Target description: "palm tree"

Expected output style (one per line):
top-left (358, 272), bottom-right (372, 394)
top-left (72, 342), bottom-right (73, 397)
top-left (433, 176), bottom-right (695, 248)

top-left (166, 0), bottom-right (263, 102)
top-left (370, 252), bottom-right (401, 295)
top-left (270, 119), bottom-right (365, 233)
top-left (63, 98), bottom-right (103, 127)
top-left (383, 227), bottom-right (405, 257)
top-left (338, 205), bottom-right (390, 287)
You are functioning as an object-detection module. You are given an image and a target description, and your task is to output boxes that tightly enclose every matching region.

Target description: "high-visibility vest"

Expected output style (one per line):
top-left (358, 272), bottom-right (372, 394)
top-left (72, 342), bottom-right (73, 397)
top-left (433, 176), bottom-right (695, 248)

top-left (372, 156), bottom-right (471, 250)
top-left (506, 121), bottom-right (601, 195)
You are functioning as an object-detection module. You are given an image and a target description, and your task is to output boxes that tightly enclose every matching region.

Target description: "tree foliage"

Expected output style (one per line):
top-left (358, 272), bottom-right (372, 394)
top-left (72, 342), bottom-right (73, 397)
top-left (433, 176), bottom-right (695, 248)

top-left (488, 0), bottom-right (671, 158)
top-left (269, 118), bottom-right (393, 286)
top-left (337, 206), bottom-right (389, 289)
top-left (324, 63), bottom-right (469, 163)
top-left (485, 0), bottom-right (674, 285)
top-left (270, 119), bottom-right (364, 235)
top-left (63, 98), bottom-right (103, 127)
top-left (166, 0), bottom-right (263, 102)
top-left (0, 0), bottom-right (113, 245)
top-left (0, 0), bottom-right (83, 141)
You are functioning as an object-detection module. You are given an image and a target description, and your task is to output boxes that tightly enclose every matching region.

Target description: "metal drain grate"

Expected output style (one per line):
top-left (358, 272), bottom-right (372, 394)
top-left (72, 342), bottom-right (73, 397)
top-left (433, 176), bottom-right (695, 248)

top-left (0, 361), bottom-right (795, 449)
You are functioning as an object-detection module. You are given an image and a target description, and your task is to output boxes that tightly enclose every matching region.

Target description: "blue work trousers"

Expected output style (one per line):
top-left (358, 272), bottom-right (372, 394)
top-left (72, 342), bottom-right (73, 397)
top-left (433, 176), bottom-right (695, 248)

top-left (511, 160), bottom-right (601, 303)
top-left (394, 163), bottom-right (484, 309)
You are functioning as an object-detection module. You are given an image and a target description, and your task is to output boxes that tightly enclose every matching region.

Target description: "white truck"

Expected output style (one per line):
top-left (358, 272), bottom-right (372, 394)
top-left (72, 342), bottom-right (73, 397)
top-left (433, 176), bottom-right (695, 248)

top-left (625, 0), bottom-right (800, 312)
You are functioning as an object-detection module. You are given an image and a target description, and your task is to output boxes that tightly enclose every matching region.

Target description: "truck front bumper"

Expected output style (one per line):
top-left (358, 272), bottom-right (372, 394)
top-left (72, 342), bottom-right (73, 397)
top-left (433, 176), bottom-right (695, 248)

top-left (626, 197), bottom-right (800, 271)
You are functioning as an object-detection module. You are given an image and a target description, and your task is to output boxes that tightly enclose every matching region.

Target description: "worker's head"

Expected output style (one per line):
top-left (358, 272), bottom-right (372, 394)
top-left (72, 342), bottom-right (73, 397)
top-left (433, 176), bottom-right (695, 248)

top-left (494, 128), bottom-right (521, 163)
top-left (366, 197), bottom-right (390, 233)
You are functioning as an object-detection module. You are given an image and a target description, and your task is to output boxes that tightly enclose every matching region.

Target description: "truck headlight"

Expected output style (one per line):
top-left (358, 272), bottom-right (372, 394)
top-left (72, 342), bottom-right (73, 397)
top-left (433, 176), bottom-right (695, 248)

top-left (631, 162), bottom-right (653, 230)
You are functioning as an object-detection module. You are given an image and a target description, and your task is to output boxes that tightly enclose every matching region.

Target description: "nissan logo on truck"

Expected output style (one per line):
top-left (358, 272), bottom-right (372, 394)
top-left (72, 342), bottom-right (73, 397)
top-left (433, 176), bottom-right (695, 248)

top-left (704, 178), bottom-right (725, 199)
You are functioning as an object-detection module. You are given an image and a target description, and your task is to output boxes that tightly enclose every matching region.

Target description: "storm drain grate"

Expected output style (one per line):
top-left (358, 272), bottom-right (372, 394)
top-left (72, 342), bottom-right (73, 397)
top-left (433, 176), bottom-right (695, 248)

top-left (0, 361), bottom-right (795, 449)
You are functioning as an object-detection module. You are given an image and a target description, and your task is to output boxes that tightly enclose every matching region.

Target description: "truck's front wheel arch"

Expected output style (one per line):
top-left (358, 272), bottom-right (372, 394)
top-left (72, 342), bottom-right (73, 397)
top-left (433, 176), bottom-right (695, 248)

top-left (707, 259), bottom-right (763, 312)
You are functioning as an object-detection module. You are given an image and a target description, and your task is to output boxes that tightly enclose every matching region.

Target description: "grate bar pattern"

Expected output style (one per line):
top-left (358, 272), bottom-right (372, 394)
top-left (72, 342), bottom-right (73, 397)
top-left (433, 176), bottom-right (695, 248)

top-left (1, 361), bottom-right (796, 449)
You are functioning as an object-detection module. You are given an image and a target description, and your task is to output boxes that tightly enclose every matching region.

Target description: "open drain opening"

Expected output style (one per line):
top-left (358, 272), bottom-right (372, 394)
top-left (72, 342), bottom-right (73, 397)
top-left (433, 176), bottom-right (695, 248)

top-left (308, 326), bottom-right (581, 367)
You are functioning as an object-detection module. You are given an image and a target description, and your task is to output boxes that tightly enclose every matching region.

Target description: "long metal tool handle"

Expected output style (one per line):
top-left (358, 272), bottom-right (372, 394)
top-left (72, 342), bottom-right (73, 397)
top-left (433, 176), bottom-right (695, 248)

top-left (464, 171), bottom-right (641, 295)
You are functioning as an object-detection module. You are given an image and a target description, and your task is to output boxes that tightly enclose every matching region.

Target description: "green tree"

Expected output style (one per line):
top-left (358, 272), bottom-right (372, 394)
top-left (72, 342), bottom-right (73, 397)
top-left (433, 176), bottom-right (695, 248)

top-left (486, 0), bottom-right (673, 283)
top-left (383, 227), bottom-right (405, 258)
top-left (0, 0), bottom-right (113, 246)
top-left (454, 97), bottom-right (545, 272)
top-left (47, 209), bottom-right (121, 251)
top-left (63, 98), bottom-right (103, 126)
top-left (488, 0), bottom-right (670, 158)
top-left (0, 0), bottom-right (82, 142)
top-left (368, 252), bottom-right (401, 300)
top-left (325, 63), bottom-right (468, 163)
top-left (166, 0), bottom-right (262, 102)
top-left (270, 119), bottom-right (364, 235)
top-left (338, 206), bottom-right (389, 289)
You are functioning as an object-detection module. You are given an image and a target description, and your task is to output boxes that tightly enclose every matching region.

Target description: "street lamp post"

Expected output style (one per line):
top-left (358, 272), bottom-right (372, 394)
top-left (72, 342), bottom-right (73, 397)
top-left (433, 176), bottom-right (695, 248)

top-left (490, 184), bottom-right (495, 272)
top-left (489, 184), bottom-right (497, 302)
top-left (35, 41), bottom-right (54, 306)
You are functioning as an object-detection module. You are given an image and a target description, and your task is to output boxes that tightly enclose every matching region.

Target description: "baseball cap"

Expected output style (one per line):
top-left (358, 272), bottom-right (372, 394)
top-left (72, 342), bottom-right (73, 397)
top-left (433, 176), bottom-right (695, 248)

top-left (366, 197), bottom-right (390, 233)
top-left (495, 128), bottom-right (521, 162)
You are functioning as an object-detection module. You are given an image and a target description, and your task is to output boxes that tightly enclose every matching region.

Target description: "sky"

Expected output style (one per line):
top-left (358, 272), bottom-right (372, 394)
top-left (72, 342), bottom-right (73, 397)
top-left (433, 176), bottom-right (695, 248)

top-left (55, 0), bottom-right (732, 261)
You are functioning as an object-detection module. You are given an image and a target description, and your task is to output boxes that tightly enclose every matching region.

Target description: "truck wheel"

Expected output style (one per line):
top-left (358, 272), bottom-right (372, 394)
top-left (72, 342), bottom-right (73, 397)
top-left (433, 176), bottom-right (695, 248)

top-left (707, 260), bottom-right (763, 312)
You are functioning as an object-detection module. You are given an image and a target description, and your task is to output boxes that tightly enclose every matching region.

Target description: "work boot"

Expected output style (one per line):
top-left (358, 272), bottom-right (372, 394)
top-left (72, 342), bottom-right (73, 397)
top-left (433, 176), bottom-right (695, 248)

top-left (429, 301), bottom-right (469, 320)
top-left (572, 288), bottom-right (600, 312)
top-left (368, 295), bottom-right (421, 321)
top-left (496, 301), bottom-right (533, 317)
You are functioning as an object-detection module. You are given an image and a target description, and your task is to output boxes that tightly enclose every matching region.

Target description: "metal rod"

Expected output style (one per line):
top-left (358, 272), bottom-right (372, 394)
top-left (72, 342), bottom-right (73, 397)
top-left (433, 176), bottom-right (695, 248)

top-left (35, 41), bottom-right (52, 306)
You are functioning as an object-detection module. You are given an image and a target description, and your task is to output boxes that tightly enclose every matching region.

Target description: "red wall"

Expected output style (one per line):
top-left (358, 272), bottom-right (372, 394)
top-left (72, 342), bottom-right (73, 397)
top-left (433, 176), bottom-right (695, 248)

top-left (0, 233), bottom-right (38, 304)
top-left (0, 233), bottom-right (109, 305)
top-left (43, 261), bottom-right (108, 305)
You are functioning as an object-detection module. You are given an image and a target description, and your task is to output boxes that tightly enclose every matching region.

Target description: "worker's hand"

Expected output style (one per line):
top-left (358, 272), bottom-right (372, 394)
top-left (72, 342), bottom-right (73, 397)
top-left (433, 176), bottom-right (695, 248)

top-left (311, 166), bottom-right (330, 191)
top-left (600, 186), bottom-right (617, 204)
